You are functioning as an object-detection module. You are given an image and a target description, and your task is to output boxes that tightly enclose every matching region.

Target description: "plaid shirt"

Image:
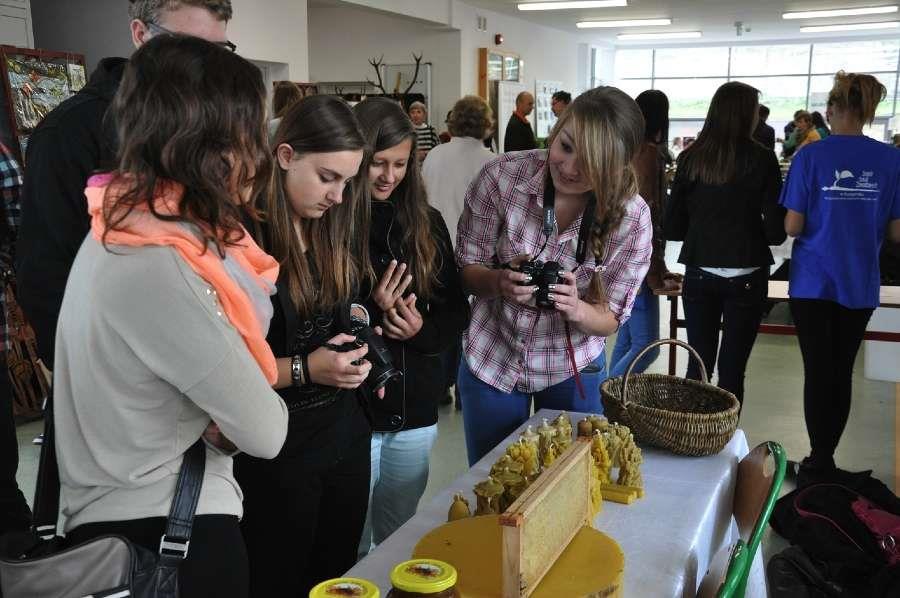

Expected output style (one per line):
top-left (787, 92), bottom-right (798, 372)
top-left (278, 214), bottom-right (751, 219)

top-left (456, 150), bottom-right (652, 393)
top-left (0, 143), bottom-right (22, 353)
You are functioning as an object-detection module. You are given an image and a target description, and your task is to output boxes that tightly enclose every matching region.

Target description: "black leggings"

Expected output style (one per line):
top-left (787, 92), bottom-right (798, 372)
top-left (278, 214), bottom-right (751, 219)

top-left (682, 267), bottom-right (768, 405)
top-left (790, 298), bottom-right (874, 467)
top-left (66, 515), bottom-right (248, 598)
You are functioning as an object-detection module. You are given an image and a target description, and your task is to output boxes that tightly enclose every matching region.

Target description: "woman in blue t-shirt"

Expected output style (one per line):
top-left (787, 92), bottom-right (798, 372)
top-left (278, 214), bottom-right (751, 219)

top-left (781, 71), bottom-right (900, 485)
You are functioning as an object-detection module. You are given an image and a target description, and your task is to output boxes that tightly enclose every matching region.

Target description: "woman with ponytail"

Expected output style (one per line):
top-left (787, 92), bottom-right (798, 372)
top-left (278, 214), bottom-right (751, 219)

top-left (456, 87), bottom-right (652, 464)
top-left (781, 71), bottom-right (900, 485)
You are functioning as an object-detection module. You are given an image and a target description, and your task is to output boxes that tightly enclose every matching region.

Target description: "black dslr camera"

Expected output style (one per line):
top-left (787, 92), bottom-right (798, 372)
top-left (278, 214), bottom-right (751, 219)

top-left (518, 260), bottom-right (563, 309)
top-left (328, 305), bottom-right (402, 392)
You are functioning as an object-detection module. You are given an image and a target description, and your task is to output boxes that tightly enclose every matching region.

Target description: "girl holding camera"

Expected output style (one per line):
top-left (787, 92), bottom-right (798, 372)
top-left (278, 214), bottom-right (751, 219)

top-left (352, 97), bottom-right (469, 554)
top-left (233, 95), bottom-right (376, 596)
top-left (456, 87), bottom-right (653, 465)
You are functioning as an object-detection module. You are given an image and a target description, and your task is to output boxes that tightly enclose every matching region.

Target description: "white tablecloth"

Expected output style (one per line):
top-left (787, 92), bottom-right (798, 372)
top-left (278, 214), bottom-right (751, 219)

top-left (347, 409), bottom-right (767, 597)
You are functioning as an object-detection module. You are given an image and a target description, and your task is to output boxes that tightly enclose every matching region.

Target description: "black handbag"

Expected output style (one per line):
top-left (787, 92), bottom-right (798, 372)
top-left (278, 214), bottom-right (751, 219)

top-left (0, 393), bottom-right (206, 598)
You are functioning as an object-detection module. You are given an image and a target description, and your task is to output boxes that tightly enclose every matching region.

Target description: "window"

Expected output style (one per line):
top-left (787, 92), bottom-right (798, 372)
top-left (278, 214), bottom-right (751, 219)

top-left (730, 45), bottom-right (810, 77)
top-left (737, 76), bottom-right (809, 121)
top-left (654, 47), bottom-right (729, 78)
top-left (811, 40), bottom-right (899, 74)
top-left (612, 40), bottom-right (900, 141)
top-left (614, 49), bottom-right (652, 79)
top-left (654, 78), bottom-right (728, 118)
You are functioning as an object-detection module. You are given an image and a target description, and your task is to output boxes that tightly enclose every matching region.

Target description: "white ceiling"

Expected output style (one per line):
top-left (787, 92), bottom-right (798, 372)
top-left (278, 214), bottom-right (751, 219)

top-left (462, 0), bottom-right (900, 44)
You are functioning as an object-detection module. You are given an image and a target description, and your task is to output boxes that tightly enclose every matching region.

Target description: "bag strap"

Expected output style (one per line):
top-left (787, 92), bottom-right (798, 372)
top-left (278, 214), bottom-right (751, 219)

top-left (32, 392), bottom-right (59, 540)
top-left (33, 389), bottom-right (207, 565)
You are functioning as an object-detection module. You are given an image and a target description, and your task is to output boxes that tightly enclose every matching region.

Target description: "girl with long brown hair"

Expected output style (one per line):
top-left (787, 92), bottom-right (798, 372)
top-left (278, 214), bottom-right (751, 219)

top-left (781, 72), bottom-right (900, 485)
top-left (665, 81), bottom-right (786, 410)
top-left (456, 86), bottom-right (653, 464)
top-left (233, 94), bottom-right (375, 596)
top-left (352, 97), bottom-right (469, 554)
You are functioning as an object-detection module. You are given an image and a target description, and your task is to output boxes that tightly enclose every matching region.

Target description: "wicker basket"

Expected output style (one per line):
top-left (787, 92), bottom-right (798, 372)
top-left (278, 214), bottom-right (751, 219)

top-left (601, 339), bottom-right (740, 457)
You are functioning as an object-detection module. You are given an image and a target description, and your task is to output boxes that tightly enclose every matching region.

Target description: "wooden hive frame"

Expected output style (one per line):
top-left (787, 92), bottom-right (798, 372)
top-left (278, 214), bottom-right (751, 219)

top-left (499, 438), bottom-right (593, 597)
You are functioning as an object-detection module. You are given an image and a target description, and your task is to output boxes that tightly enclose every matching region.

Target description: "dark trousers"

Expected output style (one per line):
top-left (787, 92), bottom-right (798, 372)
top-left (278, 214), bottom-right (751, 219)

top-left (682, 267), bottom-right (768, 405)
top-left (0, 354), bottom-right (30, 534)
top-left (66, 515), bottom-right (248, 598)
top-left (236, 430), bottom-right (371, 596)
top-left (790, 298), bottom-right (873, 468)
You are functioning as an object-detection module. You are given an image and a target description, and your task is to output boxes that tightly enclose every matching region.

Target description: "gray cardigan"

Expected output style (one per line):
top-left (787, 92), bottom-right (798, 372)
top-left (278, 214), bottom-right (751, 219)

top-left (54, 238), bottom-right (288, 531)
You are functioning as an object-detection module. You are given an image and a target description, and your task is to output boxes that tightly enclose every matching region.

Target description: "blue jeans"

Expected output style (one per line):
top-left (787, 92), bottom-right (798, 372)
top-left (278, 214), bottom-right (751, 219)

top-left (357, 424), bottom-right (439, 557)
top-left (608, 283), bottom-right (660, 378)
top-left (458, 353), bottom-right (606, 466)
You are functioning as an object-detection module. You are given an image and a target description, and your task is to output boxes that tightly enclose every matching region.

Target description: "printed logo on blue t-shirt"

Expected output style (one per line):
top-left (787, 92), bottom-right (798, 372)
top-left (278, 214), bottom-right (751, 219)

top-left (821, 169), bottom-right (880, 201)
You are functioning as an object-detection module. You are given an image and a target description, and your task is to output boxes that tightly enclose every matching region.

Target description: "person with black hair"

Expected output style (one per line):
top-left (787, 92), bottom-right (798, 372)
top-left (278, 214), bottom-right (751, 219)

top-left (753, 104), bottom-right (776, 150)
top-left (811, 110), bottom-right (830, 139)
top-left (551, 90), bottom-right (572, 117)
top-left (665, 82), bottom-right (786, 409)
top-left (608, 90), bottom-right (682, 378)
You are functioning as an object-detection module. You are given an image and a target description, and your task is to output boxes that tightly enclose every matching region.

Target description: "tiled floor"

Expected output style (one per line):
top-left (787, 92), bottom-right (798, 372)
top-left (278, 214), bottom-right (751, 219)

top-left (13, 302), bottom-right (896, 585)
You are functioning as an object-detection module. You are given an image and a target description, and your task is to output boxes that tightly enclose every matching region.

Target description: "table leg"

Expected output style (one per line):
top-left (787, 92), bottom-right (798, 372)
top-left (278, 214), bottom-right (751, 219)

top-left (668, 296), bottom-right (678, 376)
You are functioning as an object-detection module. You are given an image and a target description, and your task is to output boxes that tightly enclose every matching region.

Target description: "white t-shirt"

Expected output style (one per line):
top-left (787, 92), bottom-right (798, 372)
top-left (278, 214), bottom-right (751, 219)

top-left (422, 136), bottom-right (495, 246)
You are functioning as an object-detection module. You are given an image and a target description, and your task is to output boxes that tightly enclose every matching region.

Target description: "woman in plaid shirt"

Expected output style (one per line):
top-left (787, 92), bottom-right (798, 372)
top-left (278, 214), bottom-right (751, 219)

top-left (455, 87), bottom-right (653, 464)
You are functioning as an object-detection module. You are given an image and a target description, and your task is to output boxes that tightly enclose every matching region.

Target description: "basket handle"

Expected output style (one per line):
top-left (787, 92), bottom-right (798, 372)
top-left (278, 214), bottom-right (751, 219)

top-left (621, 339), bottom-right (709, 407)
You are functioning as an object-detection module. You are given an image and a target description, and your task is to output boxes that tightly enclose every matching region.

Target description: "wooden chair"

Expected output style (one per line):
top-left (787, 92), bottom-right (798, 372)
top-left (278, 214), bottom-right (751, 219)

top-left (696, 441), bottom-right (787, 598)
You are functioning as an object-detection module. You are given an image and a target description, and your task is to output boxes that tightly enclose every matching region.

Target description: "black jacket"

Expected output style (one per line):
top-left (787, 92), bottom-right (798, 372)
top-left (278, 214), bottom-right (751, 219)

top-left (363, 202), bottom-right (469, 432)
top-left (503, 114), bottom-right (537, 152)
top-left (753, 122), bottom-right (776, 151)
top-left (16, 57), bottom-right (127, 367)
top-left (665, 141), bottom-right (787, 268)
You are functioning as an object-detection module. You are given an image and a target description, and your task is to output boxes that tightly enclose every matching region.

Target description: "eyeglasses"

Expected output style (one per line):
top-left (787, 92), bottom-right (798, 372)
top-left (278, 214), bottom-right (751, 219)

top-left (146, 22), bottom-right (237, 53)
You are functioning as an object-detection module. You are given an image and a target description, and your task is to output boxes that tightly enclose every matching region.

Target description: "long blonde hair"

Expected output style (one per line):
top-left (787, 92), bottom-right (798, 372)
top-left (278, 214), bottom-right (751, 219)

top-left (263, 95), bottom-right (370, 317)
top-left (546, 86), bottom-right (644, 302)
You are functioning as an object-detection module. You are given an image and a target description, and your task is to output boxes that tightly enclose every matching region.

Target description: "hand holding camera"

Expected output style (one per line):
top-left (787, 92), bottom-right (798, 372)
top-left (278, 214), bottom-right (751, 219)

top-left (546, 271), bottom-right (585, 323)
top-left (498, 254), bottom-right (539, 304)
top-left (308, 333), bottom-right (373, 390)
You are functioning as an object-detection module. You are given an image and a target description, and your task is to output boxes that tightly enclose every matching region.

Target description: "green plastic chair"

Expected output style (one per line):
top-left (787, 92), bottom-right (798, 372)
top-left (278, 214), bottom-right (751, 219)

top-left (697, 441), bottom-right (788, 598)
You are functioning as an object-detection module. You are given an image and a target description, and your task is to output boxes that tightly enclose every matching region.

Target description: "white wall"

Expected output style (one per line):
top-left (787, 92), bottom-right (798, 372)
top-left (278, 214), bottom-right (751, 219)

top-left (308, 5), bottom-right (461, 128)
top-left (31, 0), bottom-right (308, 79)
top-left (451, 0), bottom-right (581, 102)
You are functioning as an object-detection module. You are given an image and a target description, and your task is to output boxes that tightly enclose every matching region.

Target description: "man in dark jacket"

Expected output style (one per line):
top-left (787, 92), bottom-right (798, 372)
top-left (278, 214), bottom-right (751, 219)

top-left (753, 104), bottom-right (776, 151)
top-left (503, 91), bottom-right (537, 152)
top-left (16, 0), bottom-right (234, 368)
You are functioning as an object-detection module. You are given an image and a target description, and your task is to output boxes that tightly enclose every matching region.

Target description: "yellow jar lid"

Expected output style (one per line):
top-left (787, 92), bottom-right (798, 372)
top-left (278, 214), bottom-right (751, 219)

top-left (390, 559), bottom-right (458, 594)
top-left (309, 577), bottom-right (380, 598)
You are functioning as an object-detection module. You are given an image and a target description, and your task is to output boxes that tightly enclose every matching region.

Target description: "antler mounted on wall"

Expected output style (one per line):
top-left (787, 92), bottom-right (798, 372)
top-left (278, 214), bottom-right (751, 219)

top-left (366, 55), bottom-right (387, 94)
top-left (402, 53), bottom-right (423, 96)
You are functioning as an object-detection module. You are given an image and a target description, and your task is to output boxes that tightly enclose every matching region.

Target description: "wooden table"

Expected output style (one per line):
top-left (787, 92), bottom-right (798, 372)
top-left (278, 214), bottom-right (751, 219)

top-left (656, 282), bottom-right (900, 490)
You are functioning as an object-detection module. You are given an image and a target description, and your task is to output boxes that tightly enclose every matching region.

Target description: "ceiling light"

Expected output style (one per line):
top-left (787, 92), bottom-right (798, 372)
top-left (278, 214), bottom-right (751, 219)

top-left (800, 20), bottom-right (899, 31)
top-left (783, 5), bottom-right (897, 19)
top-left (577, 18), bottom-right (671, 28)
top-left (518, 1), bottom-right (627, 11)
top-left (617, 31), bottom-right (702, 40)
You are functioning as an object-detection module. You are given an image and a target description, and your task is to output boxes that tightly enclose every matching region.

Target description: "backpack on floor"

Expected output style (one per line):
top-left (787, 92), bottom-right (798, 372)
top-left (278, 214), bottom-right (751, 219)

top-left (770, 481), bottom-right (900, 597)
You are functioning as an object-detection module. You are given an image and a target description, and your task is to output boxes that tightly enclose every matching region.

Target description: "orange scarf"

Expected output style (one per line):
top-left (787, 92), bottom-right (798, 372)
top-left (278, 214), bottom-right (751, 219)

top-left (85, 174), bottom-right (280, 384)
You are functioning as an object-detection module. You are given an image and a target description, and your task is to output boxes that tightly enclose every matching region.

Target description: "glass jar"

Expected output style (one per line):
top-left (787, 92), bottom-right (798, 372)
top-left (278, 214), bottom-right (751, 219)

top-left (386, 559), bottom-right (460, 597)
top-left (309, 577), bottom-right (380, 597)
